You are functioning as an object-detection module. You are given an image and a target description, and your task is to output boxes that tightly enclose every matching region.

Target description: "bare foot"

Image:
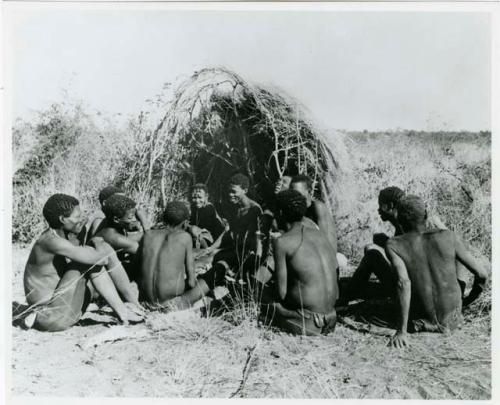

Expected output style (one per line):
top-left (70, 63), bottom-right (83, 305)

top-left (24, 312), bottom-right (37, 329)
top-left (125, 302), bottom-right (146, 316)
top-left (119, 308), bottom-right (145, 325)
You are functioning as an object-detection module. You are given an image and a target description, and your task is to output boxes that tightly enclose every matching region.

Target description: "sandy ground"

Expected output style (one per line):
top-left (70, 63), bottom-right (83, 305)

top-left (11, 245), bottom-right (491, 399)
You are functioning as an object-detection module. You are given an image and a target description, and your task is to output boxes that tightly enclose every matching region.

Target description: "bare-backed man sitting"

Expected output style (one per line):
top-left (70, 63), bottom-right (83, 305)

top-left (340, 186), bottom-right (470, 305)
top-left (259, 190), bottom-right (338, 336)
top-left (137, 201), bottom-right (196, 306)
top-left (386, 195), bottom-right (488, 348)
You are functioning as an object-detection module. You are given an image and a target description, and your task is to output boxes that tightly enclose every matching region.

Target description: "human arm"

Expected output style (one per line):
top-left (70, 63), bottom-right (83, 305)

top-left (314, 201), bottom-right (338, 252)
top-left (200, 214), bottom-right (230, 253)
top-left (273, 237), bottom-right (288, 301)
top-left (99, 228), bottom-right (140, 255)
top-left (454, 233), bottom-right (488, 307)
top-left (88, 217), bottom-right (104, 239)
top-left (183, 233), bottom-right (196, 288)
top-left (385, 241), bottom-right (411, 348)
top-left (45, 236), bottom-right (110, 266)
top-left (135, 208), bottom-right (150, 231)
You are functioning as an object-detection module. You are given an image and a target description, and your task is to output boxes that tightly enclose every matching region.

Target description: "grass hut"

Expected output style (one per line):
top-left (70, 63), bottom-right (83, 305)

top-left (122, 67), bottom-right (349, 216)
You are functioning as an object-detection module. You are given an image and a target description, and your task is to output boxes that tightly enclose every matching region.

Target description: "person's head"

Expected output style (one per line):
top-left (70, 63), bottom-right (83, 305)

top-left (290, 174), bottom-right (313, 205)
top-left (378, 186), bottom-right (405, 222)
top-left (102, 194), bottom-right (138, 231)
top-left (163, 201), bottom-right (190, 228)
top-left (190, 183), bottom-right (209, 209)
top-left (98, 185), bottom-right (124, 206)
top-left (274, 175), bottom-right (293, 195)
top-left (396, 195), bottom-right (427, 231)
top-left (228, 173), bottom-right (249, 205)
top-left (43, 193), bottom-right (86, 234)
top-left (275, 189), bottom-right (308, 226)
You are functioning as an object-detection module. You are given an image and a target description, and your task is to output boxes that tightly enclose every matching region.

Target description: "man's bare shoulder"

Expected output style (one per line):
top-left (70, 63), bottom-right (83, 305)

top-left (96, 224), bottom-right (119, 236)
top-left (422, 228), bottom-right (454, 242)
top-left (36, 230), bottom-right (63, 249)
top-left (277, 227), bottom-right (312, 251)
top-left (423, 228), bottom-right (450, 235)
top-left (149, 228), bottom-right (190, 244)
top-left (248, 199), bottom-right (263, 212)
top-left (274, 232), bottom-right (294, 251)
top-left (386, 235), bottom-right (405, 249)
top-left (143, 228), bottom-right (169, 242)
top-left (172, 230), bottom-right (192, 244)
top-left (32, 229), bottom-right (74, 259)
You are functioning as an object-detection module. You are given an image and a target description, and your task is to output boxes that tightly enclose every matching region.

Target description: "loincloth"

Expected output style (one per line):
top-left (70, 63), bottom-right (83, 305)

top-left (410, 307), bottom-right (464, 333)
top-left (260, 302), bottom-right (337, 336)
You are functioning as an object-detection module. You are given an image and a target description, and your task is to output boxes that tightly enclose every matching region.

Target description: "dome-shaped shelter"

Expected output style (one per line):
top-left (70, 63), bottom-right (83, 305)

top-left (122, 67), bottom-right (350, 216)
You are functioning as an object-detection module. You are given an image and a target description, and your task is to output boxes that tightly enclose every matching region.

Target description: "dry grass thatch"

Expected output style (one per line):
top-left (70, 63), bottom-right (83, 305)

top-left (121, 67), bottom-right (349, 214)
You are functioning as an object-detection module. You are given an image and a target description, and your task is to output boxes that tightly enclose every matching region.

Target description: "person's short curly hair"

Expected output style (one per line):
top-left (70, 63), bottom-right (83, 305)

top-left (275, 189), bottom-right (307, 223)
top-left (190, 183), bottom-right (208, 194)
top-left (378, 186), bottom-right (405, 206)
top-left (290, 174), bottom-right (312, 191)
top-left (228, 173), bottom-right (249, 190)
top-left (98, 185), bottom-right (123, 205)
top-left (163, 201), bottom-right (190, 226)
top-left (396, 195), bottom-right (427, 229)
top-left (102, 194), bottom-right (136, 220)
top-left (43, 194), bottom-right (80, 229)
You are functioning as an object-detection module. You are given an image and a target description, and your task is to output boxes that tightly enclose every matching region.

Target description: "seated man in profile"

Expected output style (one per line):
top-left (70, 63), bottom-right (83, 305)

top-left (137, 201), bottom-right (196, 306)
top-left (259, 190), bottom-right (338, 336)
top-left (23, 194), bottom-right (144, 331)
top-left (386, 195), bottom-right (488, 348)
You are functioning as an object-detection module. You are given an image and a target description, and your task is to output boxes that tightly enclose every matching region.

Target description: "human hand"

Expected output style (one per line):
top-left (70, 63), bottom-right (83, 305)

top-left (187, 277), bottom-right (196, 289)
top-left (373, 233), bottom-right (390, 247)
top-left (389, 331), bottom-right (410, 349)
top-left (269, 231), bottom-right (282, 239)
top-left (91, 236), bottom-right (105, 245)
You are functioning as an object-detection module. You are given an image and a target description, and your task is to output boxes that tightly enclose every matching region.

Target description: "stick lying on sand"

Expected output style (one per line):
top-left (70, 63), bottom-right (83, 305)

top-left (78, 325), bottom-right (151, 349)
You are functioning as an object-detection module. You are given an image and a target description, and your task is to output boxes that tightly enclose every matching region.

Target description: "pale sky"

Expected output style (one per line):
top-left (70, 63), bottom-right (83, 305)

top-left (5, 8), bottom-right (491, 131)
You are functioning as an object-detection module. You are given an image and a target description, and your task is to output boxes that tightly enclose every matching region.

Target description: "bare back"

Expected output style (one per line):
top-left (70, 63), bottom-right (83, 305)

top-left (389, 229), bottom-right (462, 329)
top-left (139, 229), bottom-right (191, 304)
top-left (279, 225), bottom-right (338, 313)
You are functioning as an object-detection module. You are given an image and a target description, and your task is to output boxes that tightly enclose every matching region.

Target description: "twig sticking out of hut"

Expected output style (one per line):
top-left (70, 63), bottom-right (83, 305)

top-left (123, 67), bottom-right (349, 215)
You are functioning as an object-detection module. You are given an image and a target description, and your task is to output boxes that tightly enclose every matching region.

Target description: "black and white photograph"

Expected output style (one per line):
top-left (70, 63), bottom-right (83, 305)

top-left (3, 2), bottom-right (496, 400)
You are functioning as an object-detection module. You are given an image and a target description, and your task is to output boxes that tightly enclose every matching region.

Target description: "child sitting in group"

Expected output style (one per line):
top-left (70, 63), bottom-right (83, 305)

top-left (88, 185), bottom-right (149, 238)
top-left (187, 183), bottom-right (225, 249)
top-left (93, 194), bottom-right (145, 280)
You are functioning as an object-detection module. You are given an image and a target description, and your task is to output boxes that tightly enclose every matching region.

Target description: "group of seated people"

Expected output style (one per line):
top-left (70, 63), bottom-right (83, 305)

top-left (22, 173), bottom-right (488, 348)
